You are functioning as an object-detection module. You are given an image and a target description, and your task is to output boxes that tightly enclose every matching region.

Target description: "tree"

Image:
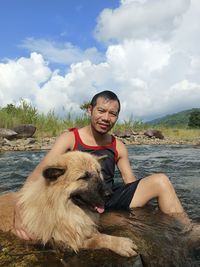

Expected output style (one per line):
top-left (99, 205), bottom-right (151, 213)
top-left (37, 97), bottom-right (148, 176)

top-left (188, 109), bottom-right (200, 128)
top-left (80, 101), bottom-right (90, 112)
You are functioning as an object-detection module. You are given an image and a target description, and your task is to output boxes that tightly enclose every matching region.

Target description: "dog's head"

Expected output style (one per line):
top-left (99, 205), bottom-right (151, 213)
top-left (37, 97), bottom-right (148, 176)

top-left (42, 151), bottom-right (111, 214)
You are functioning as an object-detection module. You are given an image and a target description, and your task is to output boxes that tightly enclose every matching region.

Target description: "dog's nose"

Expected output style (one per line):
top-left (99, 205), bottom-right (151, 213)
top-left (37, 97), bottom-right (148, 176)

top-left (104, 186), bottom-right (113, 198)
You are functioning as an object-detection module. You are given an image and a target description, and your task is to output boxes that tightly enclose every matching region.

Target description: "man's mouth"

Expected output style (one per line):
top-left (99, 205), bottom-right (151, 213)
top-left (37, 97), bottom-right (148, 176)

top-left (98, 123), bottom-right (110, 130)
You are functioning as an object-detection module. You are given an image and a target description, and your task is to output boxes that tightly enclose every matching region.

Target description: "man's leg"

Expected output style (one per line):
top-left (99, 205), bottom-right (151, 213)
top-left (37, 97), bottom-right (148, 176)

top-left (130, 173), bottom-right (200, 239)
top-left (130, 173), bottom-right (186, 216)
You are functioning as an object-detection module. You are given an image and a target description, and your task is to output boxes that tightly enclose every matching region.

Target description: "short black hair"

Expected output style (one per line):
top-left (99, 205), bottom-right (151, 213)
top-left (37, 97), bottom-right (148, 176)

top-left (90, 90), bottom-right (121, 113)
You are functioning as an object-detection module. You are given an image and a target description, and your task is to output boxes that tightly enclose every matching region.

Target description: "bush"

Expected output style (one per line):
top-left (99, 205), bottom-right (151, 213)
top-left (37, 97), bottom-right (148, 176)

top-left (0, 100), bottom-right (38, 126)
top-left (0, 100), bottom-right (89, 137)
top-left (188, 109), bottom-right (200, 128)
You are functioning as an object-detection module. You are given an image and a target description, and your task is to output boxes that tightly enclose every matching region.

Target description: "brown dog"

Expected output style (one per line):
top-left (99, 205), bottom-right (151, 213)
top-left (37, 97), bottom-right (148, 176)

top-left (0, 151), bottom-right (137, 257)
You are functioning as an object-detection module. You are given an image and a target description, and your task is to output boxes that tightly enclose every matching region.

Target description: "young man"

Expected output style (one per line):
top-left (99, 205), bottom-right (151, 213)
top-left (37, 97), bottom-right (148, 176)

top-left (15, 90), bottom-right (193, 240)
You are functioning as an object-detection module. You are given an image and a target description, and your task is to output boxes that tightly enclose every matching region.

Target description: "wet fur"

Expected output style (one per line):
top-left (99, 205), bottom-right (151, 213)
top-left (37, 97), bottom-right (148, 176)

top-left (0, 151), bottom-right (137, 257)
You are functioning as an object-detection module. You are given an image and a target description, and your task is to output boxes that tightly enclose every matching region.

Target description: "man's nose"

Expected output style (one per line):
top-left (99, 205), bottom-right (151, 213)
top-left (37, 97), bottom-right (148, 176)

top-left (102, 112), bottom-right (110, 121)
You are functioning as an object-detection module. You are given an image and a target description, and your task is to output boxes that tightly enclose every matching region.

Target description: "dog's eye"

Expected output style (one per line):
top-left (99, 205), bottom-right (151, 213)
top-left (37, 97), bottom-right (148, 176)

top-left (79, 171), bottom-right (92, 181)
top-left (79, 176), bottom-right (90, 181)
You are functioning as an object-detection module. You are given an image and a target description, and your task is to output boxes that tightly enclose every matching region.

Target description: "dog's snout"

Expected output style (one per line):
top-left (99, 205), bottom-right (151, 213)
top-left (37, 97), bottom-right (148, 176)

top-left (94, 178), bottom-right (112, 198)
top-left (104, 185), bottom-right (113, 198)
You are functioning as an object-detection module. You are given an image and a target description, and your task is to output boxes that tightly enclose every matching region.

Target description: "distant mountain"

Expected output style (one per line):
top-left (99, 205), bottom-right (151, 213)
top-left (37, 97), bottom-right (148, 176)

top-left (147, 108), bottom-right (200, 127)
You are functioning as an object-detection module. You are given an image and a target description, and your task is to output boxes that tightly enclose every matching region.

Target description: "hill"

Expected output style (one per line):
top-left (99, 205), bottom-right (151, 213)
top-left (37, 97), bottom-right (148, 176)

top-left (147, 108), bottom-right (200, 127)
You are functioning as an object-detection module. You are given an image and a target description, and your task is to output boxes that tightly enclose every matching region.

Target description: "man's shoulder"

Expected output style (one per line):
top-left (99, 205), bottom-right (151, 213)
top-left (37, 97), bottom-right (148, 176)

top-left (55, 130), bottom-right (75, 149)
top-left (115, 138), bottom-right (128, 154)
top-left (115, 137), bottom-right (125, 146)
top-left (59, 129), bottom-right (74, 138)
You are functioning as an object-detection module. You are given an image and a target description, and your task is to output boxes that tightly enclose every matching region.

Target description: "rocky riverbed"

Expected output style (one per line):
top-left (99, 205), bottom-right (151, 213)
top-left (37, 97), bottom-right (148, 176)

top-left (0, 132), bottom-right (200, 152)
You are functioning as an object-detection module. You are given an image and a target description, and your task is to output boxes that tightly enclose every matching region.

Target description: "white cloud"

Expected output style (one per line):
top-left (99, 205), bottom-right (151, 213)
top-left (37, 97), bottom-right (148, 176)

top-left (1, 0), bottom-right (200, 122)
top-left (95, 0), bottom-right (190, 42)
top-left (20, 38), bottom-right (104, 65)
top-left (172, 0), bottom-right (200, 61)
top-left (165, 80), bottom-right (200, 111)
top-left (35, 61), bottom-right (100, 114)
top-left (0, 53), bottom-right (51, 106)
top-left (106, 40), bottom-right (171, 79)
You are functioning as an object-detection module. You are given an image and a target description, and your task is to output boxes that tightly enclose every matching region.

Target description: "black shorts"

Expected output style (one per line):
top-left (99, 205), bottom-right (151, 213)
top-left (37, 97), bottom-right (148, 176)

top-left (105, 179), bottom-right (141, 210)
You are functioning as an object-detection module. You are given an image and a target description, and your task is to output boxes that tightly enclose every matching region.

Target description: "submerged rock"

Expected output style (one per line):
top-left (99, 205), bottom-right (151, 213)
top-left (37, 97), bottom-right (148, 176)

top-left (0, 230), bottom-right (143, 267)
top-left (0, 207), bottom-right (199, 267)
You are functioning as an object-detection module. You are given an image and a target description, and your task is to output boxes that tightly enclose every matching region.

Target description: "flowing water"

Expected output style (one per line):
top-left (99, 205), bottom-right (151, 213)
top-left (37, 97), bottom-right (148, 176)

top-left (0, 144), bottom-right (200, 267)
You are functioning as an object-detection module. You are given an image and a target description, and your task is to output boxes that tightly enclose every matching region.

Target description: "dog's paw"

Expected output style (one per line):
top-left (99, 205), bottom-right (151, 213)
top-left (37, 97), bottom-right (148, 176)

top-left (114, 237), bottom-right (138, 257)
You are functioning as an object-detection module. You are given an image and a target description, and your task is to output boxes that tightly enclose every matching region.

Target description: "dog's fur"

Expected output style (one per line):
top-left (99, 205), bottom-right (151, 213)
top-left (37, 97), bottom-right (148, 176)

top-left (0, 151), bottom-right (137, 257)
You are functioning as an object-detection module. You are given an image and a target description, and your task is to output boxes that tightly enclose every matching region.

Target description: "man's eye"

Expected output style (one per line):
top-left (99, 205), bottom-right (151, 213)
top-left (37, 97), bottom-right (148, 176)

top-left (110, 112), bottom-right (117, 117)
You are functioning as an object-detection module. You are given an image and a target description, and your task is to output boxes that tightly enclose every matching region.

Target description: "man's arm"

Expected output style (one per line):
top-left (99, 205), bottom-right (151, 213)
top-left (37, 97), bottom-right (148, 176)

top-left (116, 139), bottom-right (137, 183)
top-left (14, 131), bottom-right (75, 239)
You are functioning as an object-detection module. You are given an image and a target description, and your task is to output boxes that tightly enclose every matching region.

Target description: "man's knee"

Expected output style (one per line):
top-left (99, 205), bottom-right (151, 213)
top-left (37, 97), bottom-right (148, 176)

top-left (153, 173), bottom-right (173, 191)
top-left (129, 173), bottom-right (174, 209)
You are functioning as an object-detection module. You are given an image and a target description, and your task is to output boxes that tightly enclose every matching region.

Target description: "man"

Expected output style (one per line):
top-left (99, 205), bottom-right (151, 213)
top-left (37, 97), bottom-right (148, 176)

top-left (15, 90), bottom-right (193, 240)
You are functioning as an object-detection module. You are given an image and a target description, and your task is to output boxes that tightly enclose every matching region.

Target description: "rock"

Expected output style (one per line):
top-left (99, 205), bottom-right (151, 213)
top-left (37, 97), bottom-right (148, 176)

top-left (12, 124), bottom-right (36, 138)
top-left (0, 128), bottom-right (18, 139)
top-left (3, 138), bottom-right (12, 146)
top-left (144, 129), bottom-right (164, 140)
top-left (113, 130), bottom-right (132, 138)
top-left (131, 130), bottom-right (139, 135)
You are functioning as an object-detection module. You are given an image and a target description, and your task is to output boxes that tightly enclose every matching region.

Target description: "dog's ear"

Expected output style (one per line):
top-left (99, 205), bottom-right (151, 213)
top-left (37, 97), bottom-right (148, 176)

top-left (43, 167), bottom-right (65, 182)
top-left (96, 155), bottom-right (108, 162)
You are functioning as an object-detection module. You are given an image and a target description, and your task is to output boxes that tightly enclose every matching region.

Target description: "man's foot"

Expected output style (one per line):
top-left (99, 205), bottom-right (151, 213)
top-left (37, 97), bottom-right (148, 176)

top-left (186, 223), bottom-right (200, 243)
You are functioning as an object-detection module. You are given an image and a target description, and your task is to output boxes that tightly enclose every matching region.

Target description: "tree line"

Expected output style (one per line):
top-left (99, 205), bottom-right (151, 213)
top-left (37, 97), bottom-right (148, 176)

top-left (188, 109), bottom-right (200, 128)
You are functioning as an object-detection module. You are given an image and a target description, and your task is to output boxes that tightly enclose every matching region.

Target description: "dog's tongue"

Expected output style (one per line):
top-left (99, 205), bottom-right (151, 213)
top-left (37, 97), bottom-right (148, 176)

top-left (95, 206), bottom-right (105, 213)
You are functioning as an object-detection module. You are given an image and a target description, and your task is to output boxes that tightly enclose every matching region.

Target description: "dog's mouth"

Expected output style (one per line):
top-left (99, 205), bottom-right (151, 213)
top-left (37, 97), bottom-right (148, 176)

top-left (94, 206), bottom-right (105, 213)
top-left (70, 191), bottom-right (105, 214)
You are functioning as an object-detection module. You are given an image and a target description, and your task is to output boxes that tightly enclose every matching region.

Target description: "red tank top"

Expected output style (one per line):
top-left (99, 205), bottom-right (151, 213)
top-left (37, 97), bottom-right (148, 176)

top-left (69, 128), bottom-right (118, 187)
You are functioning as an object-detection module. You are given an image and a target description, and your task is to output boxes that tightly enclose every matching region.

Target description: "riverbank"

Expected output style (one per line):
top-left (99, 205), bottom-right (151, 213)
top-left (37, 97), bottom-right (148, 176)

top-left (1, 133), bottom-right (200, 152)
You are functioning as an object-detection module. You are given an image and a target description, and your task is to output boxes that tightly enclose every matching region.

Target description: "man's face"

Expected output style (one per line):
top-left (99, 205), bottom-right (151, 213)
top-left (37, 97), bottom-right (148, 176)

top-left (88, 97), bottom-right (119, 134)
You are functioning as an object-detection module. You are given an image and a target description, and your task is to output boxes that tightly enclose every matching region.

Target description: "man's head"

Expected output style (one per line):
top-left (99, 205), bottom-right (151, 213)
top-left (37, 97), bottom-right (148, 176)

top-left (88, 90), bottom-right (120, 134)
top-left (90, 90), bottom-right (121, 113)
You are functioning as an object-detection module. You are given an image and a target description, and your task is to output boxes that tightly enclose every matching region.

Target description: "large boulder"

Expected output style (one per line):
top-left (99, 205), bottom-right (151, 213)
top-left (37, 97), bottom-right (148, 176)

top-left (144, 129), bottom-right (164, 140)
top-left (12, 124), bottom-right (36, 138)
top-left (113, 129), bottom-right (132, 138)
top-left (0, 128), bottom-right (18, 139)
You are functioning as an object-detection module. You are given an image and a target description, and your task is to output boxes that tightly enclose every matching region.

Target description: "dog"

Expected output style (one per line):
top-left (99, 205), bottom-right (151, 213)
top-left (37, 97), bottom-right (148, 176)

top-left (0, 151), bottom-right (137, 257)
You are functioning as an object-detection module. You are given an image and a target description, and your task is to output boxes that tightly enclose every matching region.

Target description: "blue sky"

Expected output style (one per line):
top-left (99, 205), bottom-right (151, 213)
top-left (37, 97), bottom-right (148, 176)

top-left (0, 0), bottom-right (117, 58)
top-left (0, 0), bottom-right (200, 121)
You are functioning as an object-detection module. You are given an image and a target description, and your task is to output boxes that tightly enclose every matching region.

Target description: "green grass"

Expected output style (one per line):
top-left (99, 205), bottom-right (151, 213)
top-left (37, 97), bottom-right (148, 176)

top-left (0, 101), bottom-right (90, 137)
top-left (0, 101), bottom-right (200, 141)
top-left (159, 127), bottom-right (200, 142)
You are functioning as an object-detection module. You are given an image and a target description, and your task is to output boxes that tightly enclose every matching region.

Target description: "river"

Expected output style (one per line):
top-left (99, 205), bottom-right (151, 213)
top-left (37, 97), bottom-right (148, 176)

top-left (0, 144), bottom-right (200, 266)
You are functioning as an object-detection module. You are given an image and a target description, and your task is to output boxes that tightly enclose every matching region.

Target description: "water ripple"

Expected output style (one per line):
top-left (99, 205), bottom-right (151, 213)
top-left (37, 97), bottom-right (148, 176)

top-left (0, 145), bottom-right (200, 266)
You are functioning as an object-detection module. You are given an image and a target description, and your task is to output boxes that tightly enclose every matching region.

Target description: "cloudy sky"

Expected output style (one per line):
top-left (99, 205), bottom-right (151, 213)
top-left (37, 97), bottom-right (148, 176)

top-left (0, 0), bottom-right (200, 121)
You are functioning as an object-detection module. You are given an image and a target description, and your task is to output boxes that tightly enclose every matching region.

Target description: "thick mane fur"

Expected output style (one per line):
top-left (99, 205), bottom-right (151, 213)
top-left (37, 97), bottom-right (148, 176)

top-left (18, 152), bottom-right (99, 251)
top-left (0, 151), bottom-right (138, 258)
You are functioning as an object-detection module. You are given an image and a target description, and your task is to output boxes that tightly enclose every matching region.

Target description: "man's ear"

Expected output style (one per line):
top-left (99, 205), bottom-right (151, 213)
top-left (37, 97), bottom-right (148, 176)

top-left (87, 105), bottom-right (92, 116)
top-left (43, 167), bottom-right (66, 182)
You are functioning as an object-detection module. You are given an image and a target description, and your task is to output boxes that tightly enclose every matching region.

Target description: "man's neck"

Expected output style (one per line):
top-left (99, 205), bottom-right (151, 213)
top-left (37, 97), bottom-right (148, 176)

top-left (85, 125), bottom-right (111, 145)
